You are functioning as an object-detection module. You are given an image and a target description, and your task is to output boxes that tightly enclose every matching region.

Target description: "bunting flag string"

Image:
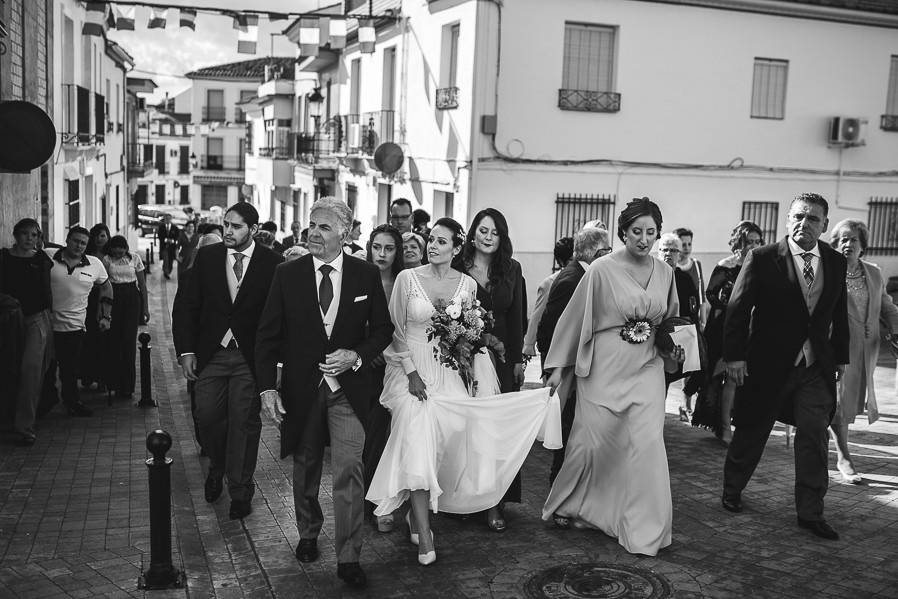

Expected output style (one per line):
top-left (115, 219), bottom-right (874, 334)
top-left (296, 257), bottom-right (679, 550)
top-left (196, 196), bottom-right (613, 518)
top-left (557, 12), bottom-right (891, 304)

top-left (96, 2), bottom-right (401, 55)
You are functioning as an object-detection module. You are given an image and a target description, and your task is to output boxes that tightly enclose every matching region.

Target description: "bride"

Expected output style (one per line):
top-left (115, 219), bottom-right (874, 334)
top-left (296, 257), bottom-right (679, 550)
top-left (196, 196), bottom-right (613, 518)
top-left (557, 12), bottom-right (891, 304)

top-left (366, 217), bottom-right (561, 566)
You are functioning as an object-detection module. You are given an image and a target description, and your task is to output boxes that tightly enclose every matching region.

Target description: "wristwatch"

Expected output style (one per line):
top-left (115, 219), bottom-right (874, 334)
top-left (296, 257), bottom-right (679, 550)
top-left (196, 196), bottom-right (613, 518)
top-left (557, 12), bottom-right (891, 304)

top-left (352, 352), bottom-right (362, 372)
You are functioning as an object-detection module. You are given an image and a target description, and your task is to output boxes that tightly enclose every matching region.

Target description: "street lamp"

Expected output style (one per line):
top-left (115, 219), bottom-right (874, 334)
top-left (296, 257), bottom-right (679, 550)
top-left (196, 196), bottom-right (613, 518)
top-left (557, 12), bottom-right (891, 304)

top-left (307, 86), bottom-right (324, 130)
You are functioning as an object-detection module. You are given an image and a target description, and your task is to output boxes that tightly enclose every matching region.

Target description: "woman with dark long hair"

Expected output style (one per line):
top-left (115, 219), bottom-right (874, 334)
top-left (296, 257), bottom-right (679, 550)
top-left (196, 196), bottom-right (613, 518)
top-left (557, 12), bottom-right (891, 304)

top-left (81, 223), bottom-right (111, 390)
top-left (363, 224), bottom-right (405, 533)
top-left (101, 236), bottom-right (148, 399)
top-left (544, 198), bottom-right (684, 556)
top-left (691, 220), bottom-right (764, 444)
top-left (455, 208), bottom-right (525, 532)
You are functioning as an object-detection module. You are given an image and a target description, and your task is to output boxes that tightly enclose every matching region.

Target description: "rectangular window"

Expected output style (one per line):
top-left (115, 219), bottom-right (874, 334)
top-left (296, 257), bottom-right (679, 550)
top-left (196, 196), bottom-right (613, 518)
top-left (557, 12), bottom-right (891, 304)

top-left (741, 201), bottom-right (779, 244)
top-left (67, 180), bottom-right (80, 227)
top-left (350, 59), bottom-right (361, 116)
top-left (155, 184), bottom-right (166, 205)
top-left (201, 184), bottom-right (229, 210)
top-left (886, 56), bottom-right (898, 114)
top-left (179, 185), bottom-right (190, 205)
top-left (179, 145), bottom-right (190, 174)
top-left (155, 145), bottom-right (166, 174)
top-left (448, 24), bottom-right (460, 88)
top-left (563, 23), bottom-right (615, 92)
top-left (554, 193), bottom-right (615, 241)
top-left (867, 197), bottom-right (898, 255)
top-left (204, 89), bottom-right (225, 121)
top-left (751, 58), bottom-right (788, 119)
top-left (382, 47), bottom-right (397, 111)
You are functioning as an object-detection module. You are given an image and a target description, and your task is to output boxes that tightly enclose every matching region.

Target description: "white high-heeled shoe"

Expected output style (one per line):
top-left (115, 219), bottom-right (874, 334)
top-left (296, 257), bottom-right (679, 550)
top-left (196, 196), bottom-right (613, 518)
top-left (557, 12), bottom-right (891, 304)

top-left (418, 549), bottom-right (436, 566)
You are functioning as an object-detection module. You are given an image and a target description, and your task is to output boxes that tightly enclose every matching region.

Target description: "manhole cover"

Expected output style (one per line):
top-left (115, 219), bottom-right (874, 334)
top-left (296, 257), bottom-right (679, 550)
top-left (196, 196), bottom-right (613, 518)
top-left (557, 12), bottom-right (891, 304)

top-left (524, 562), bottom-right (672, 599)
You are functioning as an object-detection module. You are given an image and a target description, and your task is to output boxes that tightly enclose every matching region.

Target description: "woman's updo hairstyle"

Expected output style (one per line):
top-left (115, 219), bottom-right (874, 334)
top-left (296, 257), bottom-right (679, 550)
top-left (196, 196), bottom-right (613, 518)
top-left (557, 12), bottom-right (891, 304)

top-left (431, 217), bottom-right (466, 247)
top-left (617, 197), bottom-right (663, 243)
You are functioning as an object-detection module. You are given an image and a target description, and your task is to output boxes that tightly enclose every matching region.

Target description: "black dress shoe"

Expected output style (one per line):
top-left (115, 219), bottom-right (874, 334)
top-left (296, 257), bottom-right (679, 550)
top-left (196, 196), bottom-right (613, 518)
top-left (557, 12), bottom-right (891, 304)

top-left (66, 401), bottom-right (94, 417)
top-left (721, 494), bottom-right (743, 513)
top-left (229, 500), bottom-right (252, 520)
top-left (204, 475), bottom-right (223, 503)
top-left (337, 562), bottom-right (367, 589)
top-left (797, 518), bottom-right (839, 540)
top-left (295, 538), bottom-right (319, 563)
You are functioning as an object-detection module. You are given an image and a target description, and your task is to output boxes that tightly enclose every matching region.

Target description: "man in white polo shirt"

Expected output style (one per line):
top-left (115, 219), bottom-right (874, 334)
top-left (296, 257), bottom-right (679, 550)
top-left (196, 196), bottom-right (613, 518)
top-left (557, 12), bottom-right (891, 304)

top-left (46, 226), bottom-right (113, 417)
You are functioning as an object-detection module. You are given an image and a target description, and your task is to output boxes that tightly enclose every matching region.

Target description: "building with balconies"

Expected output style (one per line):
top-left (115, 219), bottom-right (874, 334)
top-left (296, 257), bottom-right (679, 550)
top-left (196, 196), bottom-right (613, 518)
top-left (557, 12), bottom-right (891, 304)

top-left (285, 0), bottom-right (898, 295)
top-left (129, 103), bottom-right (193, 211)
top-left (166, 57), bottom-right (296, 213)
top-left (48, 0), bottom-right (134, 242)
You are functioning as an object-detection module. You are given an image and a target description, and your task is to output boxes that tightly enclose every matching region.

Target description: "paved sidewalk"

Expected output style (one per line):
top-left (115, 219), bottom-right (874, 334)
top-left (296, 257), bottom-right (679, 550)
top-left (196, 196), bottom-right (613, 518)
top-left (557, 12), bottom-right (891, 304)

top-left (2, 265), bottom-right (898, 598)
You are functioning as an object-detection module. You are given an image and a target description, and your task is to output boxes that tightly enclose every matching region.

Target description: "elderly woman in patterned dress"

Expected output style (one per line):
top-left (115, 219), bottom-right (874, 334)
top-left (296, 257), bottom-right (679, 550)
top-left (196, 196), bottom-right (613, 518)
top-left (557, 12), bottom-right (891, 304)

top-left (828, 219), bottom-right (898, 484)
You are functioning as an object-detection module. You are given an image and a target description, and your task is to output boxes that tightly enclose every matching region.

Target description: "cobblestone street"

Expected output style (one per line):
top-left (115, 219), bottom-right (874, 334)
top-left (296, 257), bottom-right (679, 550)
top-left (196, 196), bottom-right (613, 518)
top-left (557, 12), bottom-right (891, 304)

top-left (2, 266), bottom-right (898, 599)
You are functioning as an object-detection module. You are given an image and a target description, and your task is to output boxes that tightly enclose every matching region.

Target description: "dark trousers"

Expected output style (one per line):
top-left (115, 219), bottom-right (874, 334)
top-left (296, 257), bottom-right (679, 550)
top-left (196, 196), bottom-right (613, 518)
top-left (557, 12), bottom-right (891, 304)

top-left (293, 384), bottom-right (365, 563)
top-left (161, 244), bottom-right (176, 277)
top-left (54, 331), bottom-right (85, 408)
top-left (107, 283), bottom-right (140, 395)
top-left (549, 391), bottom-right (578, 485)
top-left (193, 348), bottom-right (261, 503)
top-left (723, 362), bottom-right (834, 520)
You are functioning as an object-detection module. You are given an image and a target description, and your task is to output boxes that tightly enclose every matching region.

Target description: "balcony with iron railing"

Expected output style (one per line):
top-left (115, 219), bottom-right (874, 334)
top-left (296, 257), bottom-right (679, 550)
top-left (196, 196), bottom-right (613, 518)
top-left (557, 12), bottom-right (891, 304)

top-left (343, 111), bottom-right (396, 155)
top-left (435, 87), bottom-right (459, 110)
top-left (558, 89), bottom-right (621, 113)
top-left (61, 84), bottom-right (105, 144)
top-left (126, 143), bottom-right (154, 176)
top-left (258, 146), bottom-right (292, 159)
top-left (295, 116), bottom-right (346, 163)
top-left (199, 154), bottom-right (245, 170)
top-left (202, 106), bottom-right (227, 122)
top-left (881, 114), bottom-right (898, 132)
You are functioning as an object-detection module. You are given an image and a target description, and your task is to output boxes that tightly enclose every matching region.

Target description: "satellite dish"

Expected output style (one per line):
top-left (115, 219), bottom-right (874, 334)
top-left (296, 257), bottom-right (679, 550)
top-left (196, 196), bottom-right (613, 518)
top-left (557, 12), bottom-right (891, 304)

top-left (373, 142), bottom-right (404, 175)
top-left (0, 101), bottom-right (56, 173)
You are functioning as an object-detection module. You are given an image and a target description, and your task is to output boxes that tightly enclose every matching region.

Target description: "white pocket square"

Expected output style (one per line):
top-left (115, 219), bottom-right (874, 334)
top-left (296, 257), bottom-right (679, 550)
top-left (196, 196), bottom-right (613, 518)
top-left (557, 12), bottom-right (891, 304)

top-left (354, 295), bottom-right (368, 303)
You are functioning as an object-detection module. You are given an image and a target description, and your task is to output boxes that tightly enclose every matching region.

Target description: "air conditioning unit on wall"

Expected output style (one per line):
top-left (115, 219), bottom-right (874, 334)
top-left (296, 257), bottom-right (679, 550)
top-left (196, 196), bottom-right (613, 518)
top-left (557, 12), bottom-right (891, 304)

top-left (828, 117), bottom-right (867, 146)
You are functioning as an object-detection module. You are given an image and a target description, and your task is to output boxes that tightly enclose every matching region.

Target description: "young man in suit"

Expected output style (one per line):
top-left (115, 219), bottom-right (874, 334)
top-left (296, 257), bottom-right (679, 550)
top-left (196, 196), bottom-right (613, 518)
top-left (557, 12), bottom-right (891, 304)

top-left (722, 193), bottom-right (849, 540)
top-left (536, 226), bottom-right (611, 485)
top-left (155, 213), bottom-right (180, 280)
top-left (255, 197), bottom-right (393, 589)
top-left (172, 202), bottom-right (283, 520)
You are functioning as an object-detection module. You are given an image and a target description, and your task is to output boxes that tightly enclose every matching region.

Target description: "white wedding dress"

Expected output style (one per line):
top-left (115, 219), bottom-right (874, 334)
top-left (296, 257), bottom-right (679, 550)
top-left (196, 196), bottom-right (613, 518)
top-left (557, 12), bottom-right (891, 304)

top-left (366, 269), bottom-right (562, 515)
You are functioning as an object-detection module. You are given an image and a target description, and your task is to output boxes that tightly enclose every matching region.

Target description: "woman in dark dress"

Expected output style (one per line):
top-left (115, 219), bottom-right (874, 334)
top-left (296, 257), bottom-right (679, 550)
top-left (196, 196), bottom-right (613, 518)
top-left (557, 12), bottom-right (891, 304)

top-left (691, 220), bottom-right (763, 443)
top-left (81, 223), bottom-right (110, 390)
top-left (362, 224), bottom-right (405, 533)
top-left (455, 208), bottom-right (525, 532)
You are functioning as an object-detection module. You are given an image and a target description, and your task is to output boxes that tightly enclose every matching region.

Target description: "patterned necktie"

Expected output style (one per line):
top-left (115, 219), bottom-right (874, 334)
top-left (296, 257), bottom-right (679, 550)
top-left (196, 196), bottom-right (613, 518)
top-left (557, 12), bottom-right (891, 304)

top-left (801, 252), bottom-right (814, 287)
top-left (232, 252), bottom-right (245, 282)
top-left (319, 264), bottom-right (334, 314)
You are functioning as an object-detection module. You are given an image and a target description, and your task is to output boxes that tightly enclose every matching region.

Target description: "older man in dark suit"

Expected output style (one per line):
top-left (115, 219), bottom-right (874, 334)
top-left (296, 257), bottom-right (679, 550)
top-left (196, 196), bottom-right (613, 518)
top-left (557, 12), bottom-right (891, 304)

top-left (155, 213), bottom-right (180, 279)
top-left (255, 197), bottom-right (393, 589)
top-left (172, 202), bottom-right (283, 520)
top-left (537, 226), bottom-right (611, 485)
top-left (722, 193), bottom-right (849, 541)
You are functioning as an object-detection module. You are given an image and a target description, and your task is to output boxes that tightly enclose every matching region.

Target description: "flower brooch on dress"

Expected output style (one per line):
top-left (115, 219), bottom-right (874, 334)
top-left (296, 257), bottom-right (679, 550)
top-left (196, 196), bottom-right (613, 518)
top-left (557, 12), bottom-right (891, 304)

top-left (620, 319), bottom-right (654, 344)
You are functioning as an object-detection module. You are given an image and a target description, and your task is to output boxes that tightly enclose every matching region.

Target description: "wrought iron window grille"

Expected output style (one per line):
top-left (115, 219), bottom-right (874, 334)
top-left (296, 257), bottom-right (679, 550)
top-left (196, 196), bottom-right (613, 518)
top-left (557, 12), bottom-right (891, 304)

top-left (558, 89), bottom-right (621, 113)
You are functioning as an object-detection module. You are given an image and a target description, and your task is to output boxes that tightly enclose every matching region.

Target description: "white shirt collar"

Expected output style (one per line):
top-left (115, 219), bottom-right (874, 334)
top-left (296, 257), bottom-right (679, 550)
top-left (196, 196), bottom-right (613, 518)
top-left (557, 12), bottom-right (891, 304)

top-left (787, 236), bottom-right (820, 258)
top-left (228, 240), bottom-right (256, 260)
top-left (313, 250), bottom-right (344, 273)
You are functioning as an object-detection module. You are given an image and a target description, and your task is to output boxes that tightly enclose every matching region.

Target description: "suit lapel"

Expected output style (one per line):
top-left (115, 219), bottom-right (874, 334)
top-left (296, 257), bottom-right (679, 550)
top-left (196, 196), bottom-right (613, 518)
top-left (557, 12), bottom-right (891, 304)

top-left (234, 247), bottom-right (262, 306)
top-left (213, 245), bottom-right (232, 307)
top-left (775, 238), bottom-right (809, 318)
top-left (330, 257), bottom-right (357, 342)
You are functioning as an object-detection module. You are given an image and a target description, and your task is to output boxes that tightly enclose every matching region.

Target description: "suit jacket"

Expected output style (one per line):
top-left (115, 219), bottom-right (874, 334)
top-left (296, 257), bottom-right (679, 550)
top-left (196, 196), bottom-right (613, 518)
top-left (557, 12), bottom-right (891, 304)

top-left (254, 254), bottom-right (394, 458)
top-left (723, 238), bottom-right (849, 426)
top-left (156, 223), bottom-right (180, 250)
top-left (537, 261), bottom-right (586, 357)
top-left (171, 242), bottom-right (283, 378)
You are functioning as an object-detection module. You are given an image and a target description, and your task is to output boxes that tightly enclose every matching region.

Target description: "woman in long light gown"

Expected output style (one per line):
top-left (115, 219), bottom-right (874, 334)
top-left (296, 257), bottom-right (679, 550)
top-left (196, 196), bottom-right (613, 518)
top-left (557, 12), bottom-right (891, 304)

top-left (544, 198), bottom-right (683, 557)
top-left (366, 217), bottom-right (562, 566)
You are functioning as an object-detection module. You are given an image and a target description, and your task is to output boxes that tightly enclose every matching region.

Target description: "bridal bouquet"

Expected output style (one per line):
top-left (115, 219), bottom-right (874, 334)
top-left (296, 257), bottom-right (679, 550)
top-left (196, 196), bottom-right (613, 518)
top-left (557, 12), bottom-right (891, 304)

top-left (428, 296), bottom-right (505, 394)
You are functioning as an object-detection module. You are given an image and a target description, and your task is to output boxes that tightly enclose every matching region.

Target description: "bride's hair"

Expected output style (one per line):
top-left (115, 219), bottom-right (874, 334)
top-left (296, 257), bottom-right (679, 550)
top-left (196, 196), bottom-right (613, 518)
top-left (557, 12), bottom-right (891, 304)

top-left (431, 217), bottom-right (466, 247)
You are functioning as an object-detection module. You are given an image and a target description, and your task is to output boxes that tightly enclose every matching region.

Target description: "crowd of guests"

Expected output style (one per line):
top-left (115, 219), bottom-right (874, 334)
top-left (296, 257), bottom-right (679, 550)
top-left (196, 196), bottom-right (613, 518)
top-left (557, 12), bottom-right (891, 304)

top-left (2, 190), bottom-right (896, 588)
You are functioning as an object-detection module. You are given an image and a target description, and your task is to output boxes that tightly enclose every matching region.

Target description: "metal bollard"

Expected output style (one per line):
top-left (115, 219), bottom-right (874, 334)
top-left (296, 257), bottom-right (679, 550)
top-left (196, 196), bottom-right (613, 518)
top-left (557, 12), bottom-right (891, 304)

top-left (150, 241), bottom-right (156, 264)
top-left (137, 332), bottom-right (157, 408)
top-left (145, 248), bottom-right (152, 274)
top-left (138, 430), bottom-right (185, 589)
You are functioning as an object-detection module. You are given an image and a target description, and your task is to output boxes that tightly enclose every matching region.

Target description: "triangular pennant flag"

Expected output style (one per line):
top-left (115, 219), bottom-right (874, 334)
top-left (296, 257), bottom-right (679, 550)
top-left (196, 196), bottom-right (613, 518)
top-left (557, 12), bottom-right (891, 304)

top-left (237, 22), bottom-right (259, 54)
top-left (179, 9), bottom-right (197, 30)
top-left (328, 19), bottom-right (347, 49)
top-left (299, 18), bottom-right (320, 57)
top-left (106, 7), bottom-right (117, 30)
top-left (113, 6), bottom-right (135, 31)
top-left (148, 8), bottom-right (168, 29)
top-left (81, 2), bottom-right (108, 37)
top-left (358, 19), bottom-right (376, 54)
